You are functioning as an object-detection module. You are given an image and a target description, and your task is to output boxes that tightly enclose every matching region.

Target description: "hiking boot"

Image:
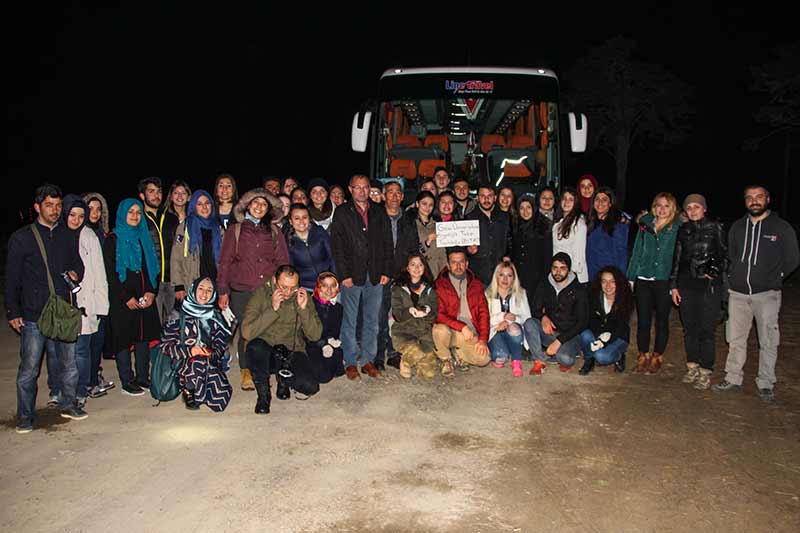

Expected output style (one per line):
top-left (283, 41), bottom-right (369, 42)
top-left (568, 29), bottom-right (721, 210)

top-left (240, 368), bottom-right (255, 391)
top-left (712, 379), bottom-right (743, 393)
top-left (682, 363), bottom-right (700, 384)
top-left (693, 368), bottom-right (712, 390)
top-left (647, 353), bottom-right (663, 374)
top-left (441, 360), bottom-right (454, 377)
top-left (758, 388), bottom-right (775, 402)
top-left (399, 360), bottom-right (412, 379)
top-left (530, 360), bottom-right (546, 376)
top-left (634, 352), bottom-right (650, 373)
top-left (60, 407), bottom-right (89, 420)
top-left (122, 382), bottom-right (145, 396)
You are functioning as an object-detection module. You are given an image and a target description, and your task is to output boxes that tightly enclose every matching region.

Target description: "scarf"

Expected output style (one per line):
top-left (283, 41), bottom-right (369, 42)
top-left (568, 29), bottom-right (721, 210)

top-left (578, 174), bottom-right (598, 214)
top-left (60, 194), bottom-right (88, 248)
top-left (313, 272), bottom-right (340, 305)
top-left (181, 277), bottom-right (233, 341)
top-left (186, 190), bottom-right (221, 263)
top-left (245, 212), bottom-right (262, 225)
top-left (113, 198), bottom-right (160, 287)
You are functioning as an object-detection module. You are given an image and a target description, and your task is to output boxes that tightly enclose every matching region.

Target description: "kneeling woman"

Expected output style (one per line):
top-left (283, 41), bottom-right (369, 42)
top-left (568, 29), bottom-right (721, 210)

top-left (578, 267), bottom-right (634, 375)
top-left (306, 272), bottom-right (345, 383)
top-left (160, 277), bottom-right (234, 411)
top-left (391, 254), bottom-right (439, 379)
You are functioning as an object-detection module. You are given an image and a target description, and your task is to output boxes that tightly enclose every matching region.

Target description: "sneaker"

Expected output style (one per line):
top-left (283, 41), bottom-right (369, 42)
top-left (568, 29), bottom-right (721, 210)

top-left (60, 407), bottom-right (89, 420)
top-left (712, 379), bottom-right (743, 393)
top-left (558, 364), bottom-right (572, 373)
top-left (492, 359), bottom-right (507, 368)
top-left (530, 360), bottom-right (546, 376)
top-left (87, 386), bottom-right (108, 399)
top-left (97, 373), bottom-right (115, 392)
top-left (122, 382), bottom-right (145, 396)
top-left (511, 360), bottom-right (523, 377)
top-left (77, 396), bottom-right (87, 409)
top-left (294, 391), bottom-right (310, 401)
top-left (682, 364), bottom-right (700, 384)
top-left (47, 393), bottom-right (60, 407)
top-left (16, 424), bottom-right (33, 434)
top-left (758, 388), bottom-right (775, 402)
top-left (136, 380), bottom-right (151, 390)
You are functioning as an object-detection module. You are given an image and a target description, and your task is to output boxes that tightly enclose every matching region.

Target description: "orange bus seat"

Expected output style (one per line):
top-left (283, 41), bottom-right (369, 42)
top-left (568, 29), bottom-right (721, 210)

top-left (503, 163), bottom-right (533, 178)
top-left (395, 135), bottom-right (422, 147)
top-left (481, 134), bottom-right (506, 153)
top-left (424, 134), bottom-right (450, 153)
top-left (510, 135), bottom-right (536, 149)
top-left (418, 159), bottom-right (446, 178)
top-left (390, 159), bottom-right (417, 180)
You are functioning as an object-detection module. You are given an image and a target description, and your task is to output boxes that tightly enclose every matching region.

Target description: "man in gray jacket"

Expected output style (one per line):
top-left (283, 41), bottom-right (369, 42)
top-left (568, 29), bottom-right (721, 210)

top-left (714, 185), bottom-right (799, 401)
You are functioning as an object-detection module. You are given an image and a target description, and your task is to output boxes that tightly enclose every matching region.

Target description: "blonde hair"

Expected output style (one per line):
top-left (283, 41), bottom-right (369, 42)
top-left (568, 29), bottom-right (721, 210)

top-left (651, 192), bottom-right (679, 232)
top-left (486, 261), bottom-right (525, 304)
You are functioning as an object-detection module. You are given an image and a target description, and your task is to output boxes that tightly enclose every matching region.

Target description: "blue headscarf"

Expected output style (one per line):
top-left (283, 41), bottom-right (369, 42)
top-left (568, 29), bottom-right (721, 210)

top-left (181, 276), bottom-right (233, 341)
top-left (113, 198), bottom-right (160, 287)
top-left (186, 189), bottom-right (221, 263)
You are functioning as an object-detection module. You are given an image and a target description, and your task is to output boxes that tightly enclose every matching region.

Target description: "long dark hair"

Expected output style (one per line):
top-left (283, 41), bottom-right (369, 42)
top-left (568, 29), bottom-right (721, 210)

top-left (214, 173), bottom-right (239, 206)
top-left (393, 253), bottom-right (435, 287)
top-left (591, 266), bottom-right (634, 318)
top-left (556, 187), bottom-right (583, 240)
top-left (588, 186), bottom-right (623, 235)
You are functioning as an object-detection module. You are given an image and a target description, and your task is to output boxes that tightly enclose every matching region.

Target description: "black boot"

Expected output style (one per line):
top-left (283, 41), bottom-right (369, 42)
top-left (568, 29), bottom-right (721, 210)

top-left (182, 388), bottom-right (200, 410)
top-left (579, 357), bottom-right (596, 376)
top-left (386, 354), bottom-right (402, 369)
top-left (276, 370), bottom-right (291, 400)
top-left (614, 353), bottom-right (626, 373)
top-left (254, 380), bottom-right (271, 414)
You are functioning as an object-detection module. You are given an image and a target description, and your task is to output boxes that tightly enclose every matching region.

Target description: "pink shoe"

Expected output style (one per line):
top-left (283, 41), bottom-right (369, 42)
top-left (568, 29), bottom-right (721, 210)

top-left (511, 360), bottom-right (523, 377)
top-left (492, 358), bottom-right (506, 368)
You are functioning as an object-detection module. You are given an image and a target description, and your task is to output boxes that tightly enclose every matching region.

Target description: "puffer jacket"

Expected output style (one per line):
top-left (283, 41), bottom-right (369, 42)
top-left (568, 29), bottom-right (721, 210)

top-left (669, 217), bottom-right (728, 290)
top-left (434, 269), bottom-right (490, 342)
top-left (287, 223), bottom-right (336, 291)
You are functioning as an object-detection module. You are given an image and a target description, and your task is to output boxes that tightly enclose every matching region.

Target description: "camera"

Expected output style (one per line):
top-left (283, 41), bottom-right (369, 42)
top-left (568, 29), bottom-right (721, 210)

top-left (272, 344), bottom-right (293, 400)
top-left (61, 271), bottom-right (81, 294)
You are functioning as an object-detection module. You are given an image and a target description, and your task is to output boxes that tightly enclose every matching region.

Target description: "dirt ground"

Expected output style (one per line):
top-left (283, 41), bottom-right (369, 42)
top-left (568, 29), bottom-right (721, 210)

top-left (1, 283), bottom-right (799, 533)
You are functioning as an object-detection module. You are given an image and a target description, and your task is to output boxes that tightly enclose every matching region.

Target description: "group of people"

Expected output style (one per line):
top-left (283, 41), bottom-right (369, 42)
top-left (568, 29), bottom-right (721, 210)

top-left (5, 170), bottom-right (798, 433)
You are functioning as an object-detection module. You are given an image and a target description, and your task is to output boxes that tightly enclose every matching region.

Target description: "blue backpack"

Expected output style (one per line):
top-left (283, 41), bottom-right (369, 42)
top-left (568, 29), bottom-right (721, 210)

top-left (149, 311), bottom-right (184, 403)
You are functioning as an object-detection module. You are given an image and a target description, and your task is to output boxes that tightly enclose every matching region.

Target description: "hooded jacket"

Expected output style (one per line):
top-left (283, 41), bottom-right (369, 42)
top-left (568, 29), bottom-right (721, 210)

top-left (727, 211), bottom-right (799, 295)
top-left (82, 191), bottom-right (110, 242)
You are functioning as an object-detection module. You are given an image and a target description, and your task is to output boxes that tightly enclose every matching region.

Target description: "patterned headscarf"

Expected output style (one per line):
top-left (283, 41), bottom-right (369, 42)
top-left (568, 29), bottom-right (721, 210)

top-left (312, 271), bottom-right (339, 305)
top-left (113, 198), bottom-right (160, 287)
top-left (181, 276), bottom-right (233, 340)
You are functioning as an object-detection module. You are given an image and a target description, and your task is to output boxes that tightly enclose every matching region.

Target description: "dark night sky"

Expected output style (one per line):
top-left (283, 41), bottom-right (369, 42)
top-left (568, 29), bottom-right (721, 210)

top-left (4, 4), bottom-right (797, 234)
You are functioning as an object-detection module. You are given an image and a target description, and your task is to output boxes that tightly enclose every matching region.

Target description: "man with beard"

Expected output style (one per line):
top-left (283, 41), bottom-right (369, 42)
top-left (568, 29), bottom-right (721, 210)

top-left (138, 177), bottom-right (178, 323)
top-left (714, 185), bottom-right (799, 401)
top-left (465, 185), bottom-right (510, 286)
top-left (452, 176), bottom-right (476, 219)
top-left (524, 253), bottom-right (588, 375)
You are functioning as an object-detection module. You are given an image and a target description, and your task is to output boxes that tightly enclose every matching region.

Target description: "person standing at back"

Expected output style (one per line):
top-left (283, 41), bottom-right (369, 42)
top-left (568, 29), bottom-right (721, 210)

top-left (138, 177), bottom-right (178, 324)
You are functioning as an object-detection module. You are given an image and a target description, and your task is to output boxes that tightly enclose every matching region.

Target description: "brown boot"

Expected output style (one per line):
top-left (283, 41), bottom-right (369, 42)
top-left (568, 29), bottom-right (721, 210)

top-left (634, 352), bottom-right (650, 373)
top-left (647, 353), bottom-right (663, 374)
top-left (240, 368), bottom-right (255, 391)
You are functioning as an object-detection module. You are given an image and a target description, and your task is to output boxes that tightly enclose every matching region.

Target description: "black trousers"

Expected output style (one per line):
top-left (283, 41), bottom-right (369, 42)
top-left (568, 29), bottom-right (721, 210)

top-left (634, 279), bottom-right (672, 354)
top-left (679, 286), bottom-right (721, 370)
top-left (306, 344), bottom-right (345, 384)
top-left (246, 339), bottom-right (320, 396)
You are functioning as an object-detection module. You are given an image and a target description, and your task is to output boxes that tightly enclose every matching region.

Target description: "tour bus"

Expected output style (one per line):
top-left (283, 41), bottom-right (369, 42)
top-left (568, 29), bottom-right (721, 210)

top-left (351, 67), bottom-right (587, 196)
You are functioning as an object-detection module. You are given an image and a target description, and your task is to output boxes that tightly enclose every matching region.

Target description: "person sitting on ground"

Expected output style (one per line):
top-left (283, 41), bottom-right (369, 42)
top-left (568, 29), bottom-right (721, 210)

top-left (578, 266), bottom-right (634, 375)
top-left (486, 261), bottom-right (532, 377)
top-left (391, 254), bottom-right (439, 379)
top-left (241, 265), bottom-right (323, 414)
top-left (525, 252), bottom-right (588, 375)
top-left (306, 272), bottom-right (345, 384)
top-left (432, 248), bottom-right (491, 376)
top-left (160, 277), bottom-right (234, 411)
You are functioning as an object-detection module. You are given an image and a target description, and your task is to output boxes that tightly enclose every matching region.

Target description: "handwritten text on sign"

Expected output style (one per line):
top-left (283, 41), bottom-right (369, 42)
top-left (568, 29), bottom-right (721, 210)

top-left (435, 220), bottom-right (481, 248)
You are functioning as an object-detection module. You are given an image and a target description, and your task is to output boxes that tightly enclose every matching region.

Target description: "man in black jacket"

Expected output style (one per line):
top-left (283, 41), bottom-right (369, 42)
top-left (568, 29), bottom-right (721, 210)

top-left (714, 185), bottom-right (800, 401)
top-left (138, 177), bottom-right (178, 324)
top-left (466, 185), bottom-right (510, 286)
top-left (330, 174), bottom-right (393, 380)
top-left (5, 184), bottom-right (88, 433)
top-left (524, 252), bottom-right (588, 374)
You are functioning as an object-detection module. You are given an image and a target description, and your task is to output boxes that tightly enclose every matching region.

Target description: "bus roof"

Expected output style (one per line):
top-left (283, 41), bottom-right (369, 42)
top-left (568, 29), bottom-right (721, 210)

top-left (381, 66), bottom-right (558, 80)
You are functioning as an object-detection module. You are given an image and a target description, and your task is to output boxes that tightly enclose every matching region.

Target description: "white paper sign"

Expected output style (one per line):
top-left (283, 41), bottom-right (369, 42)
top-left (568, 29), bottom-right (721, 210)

top-left (435, 220), bottom-right (481, 248)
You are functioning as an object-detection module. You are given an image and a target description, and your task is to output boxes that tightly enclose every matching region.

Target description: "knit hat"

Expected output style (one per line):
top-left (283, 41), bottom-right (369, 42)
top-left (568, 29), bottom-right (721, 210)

top-left (683, 193), bottom-right (707, 211)
top-left (307, 178), bottom-right (329, 192)
top-left (552, 252), bottom-right (572, 270)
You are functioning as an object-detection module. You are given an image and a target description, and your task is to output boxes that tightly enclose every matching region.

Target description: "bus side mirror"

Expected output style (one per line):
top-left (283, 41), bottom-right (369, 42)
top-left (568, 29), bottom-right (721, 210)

top-left (568, 112), bottom-right (588, 153)
top-left (351, 111), bottom-right (372, 152)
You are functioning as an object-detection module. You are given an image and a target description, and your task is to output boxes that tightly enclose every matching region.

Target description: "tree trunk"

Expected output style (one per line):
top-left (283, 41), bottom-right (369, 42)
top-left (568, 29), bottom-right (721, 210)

top-left (615, 134), bottom-right (630, 209)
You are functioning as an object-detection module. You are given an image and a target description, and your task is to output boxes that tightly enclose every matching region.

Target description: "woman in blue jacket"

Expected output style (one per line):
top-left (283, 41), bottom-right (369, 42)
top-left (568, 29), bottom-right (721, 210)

top-left (586, 187), bottom-right (630, 281)
top-left (287, 203), bottom-right (336, 291)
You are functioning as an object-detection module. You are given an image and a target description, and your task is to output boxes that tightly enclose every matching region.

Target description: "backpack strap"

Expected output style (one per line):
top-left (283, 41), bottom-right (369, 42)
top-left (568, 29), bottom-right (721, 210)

top-left (30, 224), bottom-right (56, 296)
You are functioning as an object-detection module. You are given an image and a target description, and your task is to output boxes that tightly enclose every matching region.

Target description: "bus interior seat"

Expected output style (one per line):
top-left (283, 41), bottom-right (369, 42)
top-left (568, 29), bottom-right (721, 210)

top-left (390, 159), bottom-right (418, 180)
top-left (418, 159), bottom-right (447, 178)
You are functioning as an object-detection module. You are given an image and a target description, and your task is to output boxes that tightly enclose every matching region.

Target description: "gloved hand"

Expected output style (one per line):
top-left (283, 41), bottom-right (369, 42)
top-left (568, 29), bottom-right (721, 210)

top-left (328, 338), bottom-right (341, 348)
top-left (409, 306), bottom-right (430, 318)
top-left (598, 332), bottom-right (611, 343)
top-left (322, 344), bottom-right (334, 358)
top-left (590, 339), bottom-right (604, 352)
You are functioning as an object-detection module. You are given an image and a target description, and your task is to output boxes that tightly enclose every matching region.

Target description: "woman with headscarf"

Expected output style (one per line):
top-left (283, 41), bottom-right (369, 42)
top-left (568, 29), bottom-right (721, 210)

top-left (160, 277), bottom-right (234, 411)
top-left (305, 272), bottom-right (345, 384)
top-left (62, 195), bottom-right (109, 407)
top-left (577, 174), bottom-right (598, 215)
top-left (171, 189), bottom-right (222, 302)
top-left (216, 188), bottom-right (289, 391)
top-left (103, 198), bottom-right (161, 396)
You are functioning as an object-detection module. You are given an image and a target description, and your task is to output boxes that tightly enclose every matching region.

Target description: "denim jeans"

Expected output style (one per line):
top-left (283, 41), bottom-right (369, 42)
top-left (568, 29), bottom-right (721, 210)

top-left (489, 329), bottom-right (524, 362)
top-left (45, 339), bottom-right (59, 396)
top-left (376, 283), bottom-right (397, 363)
top-left (89, 318), bottom-right (106, 388)
top-left (75, 334), bottom-right (93, 398)
top-left (523, 317), bottom-right (581, 367)
top-left (17, 321), bottom-right (78, 424)
top-left (578, 330), bottom-right (628, 365)
top-left (340, 275), bottom-right (384, 366)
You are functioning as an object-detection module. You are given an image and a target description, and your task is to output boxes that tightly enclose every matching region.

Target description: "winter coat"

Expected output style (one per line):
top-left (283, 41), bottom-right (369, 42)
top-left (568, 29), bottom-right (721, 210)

top-left (531, 272), bottom-right (588, 344)
top-left (627, 213), bottom-right (680, 281)
top-left (309, 201), bottom-right (335, 231)
top-left (103, 233), bottom-right (161, 353)
top-left (587, 219), bottom-right (630, 281)
top-left (434, 269), bottom-right (490, 342)
top-left (586, 289), bottom-right (630, 343)
top-left (82, 191), bottom-right (110, 239)
top-left (330, 201), bottom-right (393, 285)
top-left (309, 297), bottom-right (343, 346)
top-left (512, 213), bottom-right (552, 292)
top-left (552, 216), bottom-right (588, 283)
top-left (727, 211), bottom-right (799, 295)
top-left (143, 207), bottom-right (179, 284)
top-left (216, 219), bottom-right (289, 295)
top-left (391, 283), bottom-right (438, 350)
top-left (414, 213), bottom-right (448, 278)
top-left (388, 210), bottom-right (421, 278)
top-left (240, 278), bottom-right (322, 350)
top-left (76, 226), bottom-right (109, 335)
top-left (466, 206), bottom-right (511, 286)
top-left (4, 221), bottom-right (85, 322)
top-left (487, 289), bottom-right (532, 346)
top-left (455, 198), bottom-right (477, 220)
top-left (669, 217), bottom-right (728, 291)
top-left (287, 223), bottom-right (336, 291)
top-left (171, 219), bottom-right (223, 293)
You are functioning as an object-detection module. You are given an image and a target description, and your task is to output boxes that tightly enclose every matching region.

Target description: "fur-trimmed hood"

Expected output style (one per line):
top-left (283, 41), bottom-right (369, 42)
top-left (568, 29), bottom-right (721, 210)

top-left (82, 191), bottom-right (110, 234)
top-left (233, 188), bottom-right (283, 224)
